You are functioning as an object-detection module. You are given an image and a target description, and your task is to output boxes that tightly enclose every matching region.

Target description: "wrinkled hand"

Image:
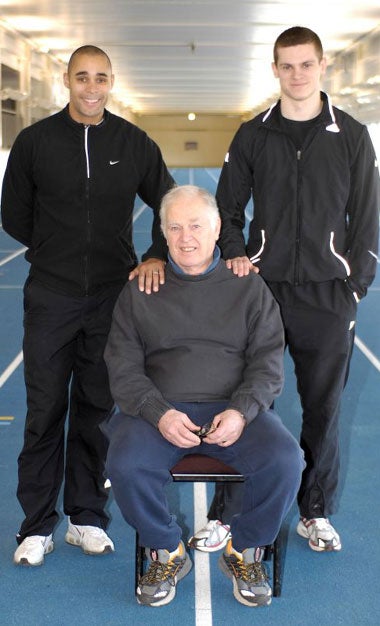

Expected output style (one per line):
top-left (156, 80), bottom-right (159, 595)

top-left (203, 409), bottom-right (246, 447)
top-left (158, 409), bottom-right (201, 448)
top-left (128, 258), bottom-right (166, 294)
top-left (226, 256), bottom-right (259, 277)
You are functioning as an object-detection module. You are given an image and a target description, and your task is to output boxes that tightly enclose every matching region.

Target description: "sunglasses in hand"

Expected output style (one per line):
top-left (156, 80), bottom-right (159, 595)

top-left (197, 421), bottom-right (217, 440)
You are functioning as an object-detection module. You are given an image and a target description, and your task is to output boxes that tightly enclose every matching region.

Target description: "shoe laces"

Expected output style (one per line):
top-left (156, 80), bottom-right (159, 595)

top-left (229, 557), bottom-right (268, 584)
top-left (313, 518), bottom-right (332, 531)
top-left (207, 521), bottom-right (230, 543)
top-left (23, 535), bottom-right (47, 546)
top-left (86, 527), bottom-right (107, 536)
top-left (141, 559), bottom-right (182, 584)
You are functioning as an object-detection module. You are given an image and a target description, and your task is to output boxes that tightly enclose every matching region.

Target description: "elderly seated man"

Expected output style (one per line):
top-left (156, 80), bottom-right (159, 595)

top-left (103, 185), bottom-right (304, 608)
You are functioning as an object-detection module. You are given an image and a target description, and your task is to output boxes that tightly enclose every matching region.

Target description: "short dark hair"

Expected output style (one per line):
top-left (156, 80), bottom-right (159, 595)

top-left (273, 26), bottom-right (323, 64)
top-left (67, 45), bottom-right (112, 74)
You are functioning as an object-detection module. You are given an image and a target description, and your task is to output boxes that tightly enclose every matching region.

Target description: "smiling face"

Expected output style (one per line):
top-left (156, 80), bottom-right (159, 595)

top-left (63, 51), bottom-right (114, 124)
top-left (272, 43), bottom-right (326, 105)
top-left (164, 194), bottom-right (221, 275)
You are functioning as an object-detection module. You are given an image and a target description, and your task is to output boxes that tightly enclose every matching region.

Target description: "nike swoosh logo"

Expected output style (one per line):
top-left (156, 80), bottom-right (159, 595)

top-left (109, 160), bottom-right (120, 165)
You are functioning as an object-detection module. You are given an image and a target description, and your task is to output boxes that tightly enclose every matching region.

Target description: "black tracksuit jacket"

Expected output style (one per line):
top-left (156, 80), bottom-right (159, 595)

top-left (217, 93), bottom-right (379, 300)
top-left (1, 105), bottom-right (174, 296)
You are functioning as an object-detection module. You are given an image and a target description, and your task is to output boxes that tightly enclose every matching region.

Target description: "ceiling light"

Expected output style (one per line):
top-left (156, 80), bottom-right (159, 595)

top-left (188, 112), bottom-right (196, 121)
top-left (367, 75), bottom-right (380, 85)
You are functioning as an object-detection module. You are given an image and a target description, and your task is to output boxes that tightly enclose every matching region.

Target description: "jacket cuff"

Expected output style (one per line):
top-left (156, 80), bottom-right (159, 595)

top-left (345, 278), bottom-right (362, 302)
top-left (227, 401), bottom-right (260, 425)
top-left (140, 395), bottom-right (173, 427)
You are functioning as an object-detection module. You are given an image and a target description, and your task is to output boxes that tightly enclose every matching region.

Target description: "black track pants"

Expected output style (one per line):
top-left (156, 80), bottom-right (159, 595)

top-left (209, 279), bottom-right (357, 523)
top-left (16, 278), bottom-right (123, 541)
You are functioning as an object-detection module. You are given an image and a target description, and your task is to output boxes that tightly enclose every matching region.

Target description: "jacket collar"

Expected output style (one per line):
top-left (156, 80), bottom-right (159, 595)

top-left (261, 92), bottom-right (340, 133)
top-left (61, 104), bottom-right (109, 129)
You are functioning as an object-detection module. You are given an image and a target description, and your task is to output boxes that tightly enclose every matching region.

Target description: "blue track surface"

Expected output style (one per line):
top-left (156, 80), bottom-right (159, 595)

top-left (0, 168), bottom-right (379, 625)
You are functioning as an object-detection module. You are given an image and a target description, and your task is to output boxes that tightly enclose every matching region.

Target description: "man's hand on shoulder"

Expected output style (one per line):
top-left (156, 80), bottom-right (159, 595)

top-left (128, 258), bottom-right (166, 294)
top-left (158, 409), bottom-right (201, 448)
top-left (226, 256), bottom-right (259, 277)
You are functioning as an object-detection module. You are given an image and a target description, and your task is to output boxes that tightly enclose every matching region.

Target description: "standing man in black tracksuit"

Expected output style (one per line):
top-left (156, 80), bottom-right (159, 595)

top-left (1, 45), bottom-right (174, 566)
top-left (189, 26), bottom-right (379, 554)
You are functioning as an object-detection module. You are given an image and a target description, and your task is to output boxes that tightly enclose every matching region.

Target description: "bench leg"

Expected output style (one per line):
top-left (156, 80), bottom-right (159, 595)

top-left (272, 532), bottom-right (282, 597)
top-left (135, 532), bottom-right (145, 595)
top-left (263, 533), bottom-right (282, 597)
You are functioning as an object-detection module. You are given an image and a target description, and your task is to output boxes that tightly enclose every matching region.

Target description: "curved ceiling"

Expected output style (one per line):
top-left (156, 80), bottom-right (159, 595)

top-left (1, 0), bottom-right (380, 116)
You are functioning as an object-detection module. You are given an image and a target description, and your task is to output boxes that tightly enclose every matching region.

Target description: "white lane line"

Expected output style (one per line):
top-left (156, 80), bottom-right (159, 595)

top-left (354, 336), bottom-right (380, 372)
top-left (194, 482), bottom-right (213, 626)
top-left (0, 247), bottom-right (27, 267)
top-left (0, 351), bottom-right (23, 388)
top-left (244, 207), bottom-right (253, 222)
top-left (205, 169), bottom-right (219, 184)
top-left (133, 203), bottom-right (148, 222)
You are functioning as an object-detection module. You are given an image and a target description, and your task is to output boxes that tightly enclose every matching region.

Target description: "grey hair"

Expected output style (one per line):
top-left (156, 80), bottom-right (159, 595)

top-left (160, 185), bottom-right (220, 236)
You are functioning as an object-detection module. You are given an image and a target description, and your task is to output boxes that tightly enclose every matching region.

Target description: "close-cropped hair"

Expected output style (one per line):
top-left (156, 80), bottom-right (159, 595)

top-left (67, 45), bottom-right (112, 73)
top-left (273, 26), bottom-right (324, 64)
top-left (160, 185), bottom-right (220, 236)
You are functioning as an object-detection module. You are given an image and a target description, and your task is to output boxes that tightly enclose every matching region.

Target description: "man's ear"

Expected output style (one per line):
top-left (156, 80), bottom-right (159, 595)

top-left (215, 217), bottom-right (222, 239)
top-left (271, 61), bottom-right (279, 79)
top-left (320, 56), bottom-right (327, 77)
top-left (63, 73), bottom-right (70, 89)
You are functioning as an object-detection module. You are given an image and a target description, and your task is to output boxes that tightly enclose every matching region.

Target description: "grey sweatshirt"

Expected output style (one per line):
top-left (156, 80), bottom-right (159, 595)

top-left (104, 259), bottom-right (285, 427)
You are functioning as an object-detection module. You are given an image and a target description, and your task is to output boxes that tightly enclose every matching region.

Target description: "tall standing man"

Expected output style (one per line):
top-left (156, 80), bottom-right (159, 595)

top-left (191, 26), bottom-right (379, 554)
top-left (1, 45), bottom-right (174, 566)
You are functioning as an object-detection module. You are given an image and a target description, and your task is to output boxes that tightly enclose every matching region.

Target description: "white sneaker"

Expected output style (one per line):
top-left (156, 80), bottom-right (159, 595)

top-left (14, 534), bottom-right (54, 566)
top-left (188, 520), bottom-right (231, 552)
top-left (65, 519), bottom-right (115, 555)
top-left (297, 517), bottom-right (342, 552)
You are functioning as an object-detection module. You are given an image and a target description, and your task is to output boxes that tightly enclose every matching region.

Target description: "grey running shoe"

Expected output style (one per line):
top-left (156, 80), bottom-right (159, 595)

top-left (297, 517), bottom-right (342, 552)
top-left (14, 534), bottom-right (54, 566)
top-left (188, 519), bottom-right (231, 552)
top-left (137, 540), bottom-right (192, 607)
top-left (219, 540), bottom-right (272, 607)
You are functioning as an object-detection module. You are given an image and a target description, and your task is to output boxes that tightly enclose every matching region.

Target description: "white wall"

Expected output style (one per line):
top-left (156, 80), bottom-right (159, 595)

top-left (368, 122), bottom-right (380, 161)
top-left (0, 150), bottom-right (10, 195)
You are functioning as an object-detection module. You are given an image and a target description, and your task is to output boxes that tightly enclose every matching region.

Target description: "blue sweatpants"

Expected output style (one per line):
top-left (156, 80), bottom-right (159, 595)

top-left (104, 402), bottom-right (304, 552)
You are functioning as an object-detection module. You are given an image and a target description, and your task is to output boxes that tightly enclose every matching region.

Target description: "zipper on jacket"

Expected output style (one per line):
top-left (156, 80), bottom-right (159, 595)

top-left (83, 125), bottom-right (91, 295)
top-left (294, 149), bottom-right (302, 284)
top-left (293, 123), bottom-right (324, 283)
